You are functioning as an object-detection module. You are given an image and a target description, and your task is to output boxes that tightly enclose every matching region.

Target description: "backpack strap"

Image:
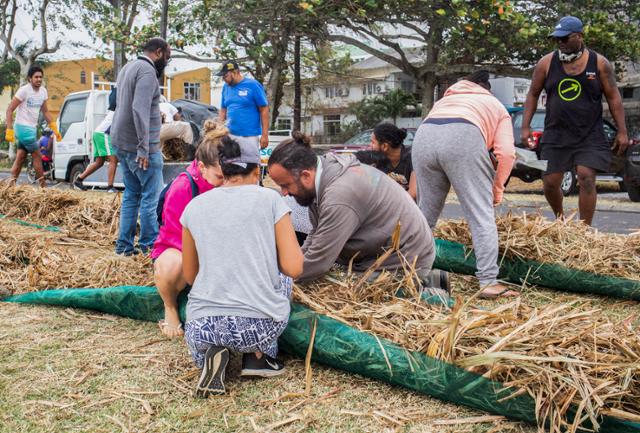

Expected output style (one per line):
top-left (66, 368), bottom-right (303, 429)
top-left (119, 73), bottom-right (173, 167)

top-left (184, 171), bottom-right (199, 198)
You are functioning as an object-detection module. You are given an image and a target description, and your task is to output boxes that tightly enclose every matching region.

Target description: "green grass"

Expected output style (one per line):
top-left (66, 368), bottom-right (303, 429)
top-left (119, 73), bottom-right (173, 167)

top-left (0, 302), bottom-right (537, 433)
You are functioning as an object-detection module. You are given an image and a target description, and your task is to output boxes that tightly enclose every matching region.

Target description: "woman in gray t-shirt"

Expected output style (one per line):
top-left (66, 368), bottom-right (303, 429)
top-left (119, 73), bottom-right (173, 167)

top-left (180, 136), bottom-right (303, 398)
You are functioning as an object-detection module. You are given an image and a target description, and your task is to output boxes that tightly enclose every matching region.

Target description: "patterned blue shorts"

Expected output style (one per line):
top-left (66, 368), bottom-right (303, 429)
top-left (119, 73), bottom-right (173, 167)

top-left (184, 275), bottom-right (293, 368)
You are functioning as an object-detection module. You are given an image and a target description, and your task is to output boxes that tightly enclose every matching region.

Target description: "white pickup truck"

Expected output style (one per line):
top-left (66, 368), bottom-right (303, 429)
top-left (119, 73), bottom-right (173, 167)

top-left (53, 89), bottom-right (290, 189)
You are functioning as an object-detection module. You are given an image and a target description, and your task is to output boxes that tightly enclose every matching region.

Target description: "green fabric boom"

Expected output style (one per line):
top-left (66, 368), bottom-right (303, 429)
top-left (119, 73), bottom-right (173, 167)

top-left (434, 238), bottom-right (640, 301)
top-left (5, 286), bottom-right (640, 432)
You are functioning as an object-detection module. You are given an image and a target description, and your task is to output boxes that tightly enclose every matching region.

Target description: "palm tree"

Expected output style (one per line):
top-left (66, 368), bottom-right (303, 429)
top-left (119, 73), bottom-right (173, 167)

top-left (380, 89), bottom-right (415, 125)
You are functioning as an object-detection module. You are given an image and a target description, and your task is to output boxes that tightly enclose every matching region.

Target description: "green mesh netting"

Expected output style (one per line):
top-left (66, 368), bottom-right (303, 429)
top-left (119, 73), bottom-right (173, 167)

top-left (0, 213), bottom-right (61, 232)
top-left (434, 239), bottom-right (640, 301)
top-left (5, 286), bottom-right (640, 432)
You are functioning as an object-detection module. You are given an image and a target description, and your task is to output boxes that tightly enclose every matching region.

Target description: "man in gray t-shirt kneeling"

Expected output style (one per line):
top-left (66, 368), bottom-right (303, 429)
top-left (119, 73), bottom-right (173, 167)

top-left (268, 133), bottom-right (449, 294)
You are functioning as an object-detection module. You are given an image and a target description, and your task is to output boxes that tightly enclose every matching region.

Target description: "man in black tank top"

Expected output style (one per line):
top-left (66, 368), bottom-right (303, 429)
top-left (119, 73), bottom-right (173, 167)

top-left (521, 16), bottom-right (629, 226)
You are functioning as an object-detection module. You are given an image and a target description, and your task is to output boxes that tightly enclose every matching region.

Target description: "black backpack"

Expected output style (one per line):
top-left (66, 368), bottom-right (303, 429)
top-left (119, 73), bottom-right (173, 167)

top-left (157, 171), bottom-right (199, 226)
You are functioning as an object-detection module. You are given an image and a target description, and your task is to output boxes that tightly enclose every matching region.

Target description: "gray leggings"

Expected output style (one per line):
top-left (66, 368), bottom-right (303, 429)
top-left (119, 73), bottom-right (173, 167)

top-left (412, 122), bottom-right (499, 286)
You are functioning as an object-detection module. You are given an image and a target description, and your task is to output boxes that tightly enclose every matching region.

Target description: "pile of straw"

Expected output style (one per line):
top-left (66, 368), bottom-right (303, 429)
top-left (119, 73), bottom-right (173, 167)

top-left (434, 213), bottom-right (640, 280)
top-left (162, 138), bottom-right (195, 162)
top-left (0, 219), bottom-right (153, 294)
top-left (0, 182), bottom-right (120, 243)
top-left (294, 271), bottom-right (640, 433)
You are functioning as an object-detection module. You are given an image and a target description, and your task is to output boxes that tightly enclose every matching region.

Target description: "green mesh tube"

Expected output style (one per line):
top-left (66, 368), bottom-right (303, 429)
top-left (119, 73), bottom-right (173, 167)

top-left (5, 286), bottom-right (640, 432)
top-left (434, 239), bottom-right (640, 301)
top-left (0, 213), bottom-right (61, 232)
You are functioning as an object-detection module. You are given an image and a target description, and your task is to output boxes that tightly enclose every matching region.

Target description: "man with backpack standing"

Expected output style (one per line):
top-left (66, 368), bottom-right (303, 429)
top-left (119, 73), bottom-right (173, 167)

top-left (111, 37), bottom-right (171, 255)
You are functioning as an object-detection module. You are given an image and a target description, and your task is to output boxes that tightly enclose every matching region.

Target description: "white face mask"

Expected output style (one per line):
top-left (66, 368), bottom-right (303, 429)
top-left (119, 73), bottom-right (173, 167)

top-left (558, 48), bottom-right (584, 63)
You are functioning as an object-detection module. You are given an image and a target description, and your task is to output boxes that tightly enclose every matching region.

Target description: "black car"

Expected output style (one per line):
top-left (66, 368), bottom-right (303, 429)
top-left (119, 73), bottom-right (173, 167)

top-left (170, 99), bottom-right (220, 144)
top-left (509, 109), bottom-right (640, 201)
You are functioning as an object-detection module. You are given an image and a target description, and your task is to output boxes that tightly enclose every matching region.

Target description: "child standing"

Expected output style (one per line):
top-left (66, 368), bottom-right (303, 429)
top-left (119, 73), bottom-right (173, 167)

top-left (181, 135), bottom-right (303, 397)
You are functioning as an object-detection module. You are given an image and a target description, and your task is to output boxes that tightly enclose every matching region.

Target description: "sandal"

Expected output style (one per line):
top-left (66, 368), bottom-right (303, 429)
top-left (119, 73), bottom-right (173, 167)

top-left (479, 283), bottom-right (520, 299)
top-left (158, 320), bottom-right (184, 338)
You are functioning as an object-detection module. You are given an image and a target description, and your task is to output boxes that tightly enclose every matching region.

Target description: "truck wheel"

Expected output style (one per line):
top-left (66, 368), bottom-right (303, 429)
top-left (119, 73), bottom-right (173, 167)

top-left (561, 170), bottom-right (577, 196)
top-left (618, 180), bottom-right (627, 192)
top-left (69, 163), bottom-right (86, 190)
top-left (628, 184), bottom-right (640, 202)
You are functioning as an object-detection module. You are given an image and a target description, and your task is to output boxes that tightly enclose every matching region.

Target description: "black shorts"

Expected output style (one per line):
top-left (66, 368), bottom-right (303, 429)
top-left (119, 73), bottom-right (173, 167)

top-left (540, 142), bottom-right (611, 174)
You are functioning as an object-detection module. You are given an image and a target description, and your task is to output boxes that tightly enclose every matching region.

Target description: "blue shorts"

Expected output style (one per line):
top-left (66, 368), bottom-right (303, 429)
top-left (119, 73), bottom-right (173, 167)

top-left (14, 124), bottom-right (39, 153)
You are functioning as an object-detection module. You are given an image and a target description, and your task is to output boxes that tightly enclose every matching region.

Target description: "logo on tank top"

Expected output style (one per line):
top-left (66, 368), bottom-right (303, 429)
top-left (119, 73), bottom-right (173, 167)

top-left (558, 78), bottom-right (582, 102)
top-left (586, 71), bottom-right (597, 80)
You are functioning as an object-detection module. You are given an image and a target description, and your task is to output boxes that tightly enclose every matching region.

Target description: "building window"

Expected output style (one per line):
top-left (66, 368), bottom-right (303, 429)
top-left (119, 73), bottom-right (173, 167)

top-left (323, 114), bottom-right (341, 137)
top-left (400, 80), bottom-right (414, 93)
top-left (80, 70), bottom-right (86, 85)
top-left (363, 82), bottom-right (384, 96)
top-left (275, 118), bottom-right (292, 131)
top-left (184, 82), bottom-right (201, 101)
top-left (621, 87), bottom-right (635, 99)
top-left (324, 86), bottom-right (349, 99)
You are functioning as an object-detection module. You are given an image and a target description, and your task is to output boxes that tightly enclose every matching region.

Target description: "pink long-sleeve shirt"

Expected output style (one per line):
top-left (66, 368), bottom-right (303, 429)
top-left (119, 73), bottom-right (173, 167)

top-left (151, 160), bottom-right (215, 259)
top-left (426, 80), bottom-right (516, 202)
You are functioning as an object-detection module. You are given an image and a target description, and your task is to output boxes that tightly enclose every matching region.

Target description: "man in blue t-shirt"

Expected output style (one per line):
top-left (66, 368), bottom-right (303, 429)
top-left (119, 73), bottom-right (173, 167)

top-left (217, 61), bottom-right (270, 150)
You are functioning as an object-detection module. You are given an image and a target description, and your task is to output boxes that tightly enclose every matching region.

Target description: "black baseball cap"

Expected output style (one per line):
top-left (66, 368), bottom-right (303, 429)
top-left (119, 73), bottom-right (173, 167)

top-left (216, 61), bottom-right (239, 76)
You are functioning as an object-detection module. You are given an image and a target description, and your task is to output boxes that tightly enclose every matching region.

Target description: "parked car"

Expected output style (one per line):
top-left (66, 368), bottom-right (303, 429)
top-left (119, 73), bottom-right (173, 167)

top-left (170, 98), bottom-right (220, 145)
top-left (508, 109), bottom-right (640, 201)
top-left (330, 128), bottom-right (416, 154)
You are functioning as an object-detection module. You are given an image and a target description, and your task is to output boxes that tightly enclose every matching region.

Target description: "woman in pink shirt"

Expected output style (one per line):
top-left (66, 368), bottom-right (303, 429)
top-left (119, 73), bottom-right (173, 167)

top-left (153, 120), bottom-right (226, 337)
top-left (412, 70), bottom-right (517, 299)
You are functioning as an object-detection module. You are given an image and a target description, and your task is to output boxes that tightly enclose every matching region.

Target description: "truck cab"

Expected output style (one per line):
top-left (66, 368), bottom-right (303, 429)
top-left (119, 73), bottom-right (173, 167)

top-left (53, 89), bottom-right (293, 188)
top-left (54, 90), bottom-right (112, 185)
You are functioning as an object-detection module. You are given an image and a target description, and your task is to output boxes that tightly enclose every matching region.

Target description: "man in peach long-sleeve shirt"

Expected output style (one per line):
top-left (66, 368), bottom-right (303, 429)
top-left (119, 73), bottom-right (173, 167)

top-left (412, 70), bottom-right (517, 299)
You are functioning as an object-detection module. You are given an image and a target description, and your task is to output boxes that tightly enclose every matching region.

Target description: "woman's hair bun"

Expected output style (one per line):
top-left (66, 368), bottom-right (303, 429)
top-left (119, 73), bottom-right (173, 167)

top-left (291, 130), bottom-right (312, 148)
top-left (203, 118), bottom-right (228, 140)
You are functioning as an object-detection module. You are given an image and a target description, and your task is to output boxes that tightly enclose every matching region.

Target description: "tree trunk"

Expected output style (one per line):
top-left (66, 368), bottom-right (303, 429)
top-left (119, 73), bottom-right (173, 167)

top-left (113, 41), bottom-right (125, 79)
top-left (293, 36), bottom-right (301, 132)
top-left (271, 77), bottom-right (286, 129)
top-left (112, 0), bottom-right (124, 79)
top-left (419, 73), bottom-right (437, 117)
top-left (266, 37), bottom-right (288, 128)
top-left (160, 0), bottom-right (169, 39)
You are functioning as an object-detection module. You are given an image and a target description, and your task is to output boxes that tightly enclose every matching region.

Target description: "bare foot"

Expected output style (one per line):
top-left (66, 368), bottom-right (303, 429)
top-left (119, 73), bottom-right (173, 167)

top-left (158, 307), bottom-right (184, 338)
top-left (479, 283), bottom-right (519, 299)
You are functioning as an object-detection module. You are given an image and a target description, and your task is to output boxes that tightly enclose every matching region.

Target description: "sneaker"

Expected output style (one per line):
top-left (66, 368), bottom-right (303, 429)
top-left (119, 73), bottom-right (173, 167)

top-left (195, 346), bottom-right (229, 398)
top-left (240, 353), bottom-right (285, 377)
top-left (73, 177), bottom-right (86, 191)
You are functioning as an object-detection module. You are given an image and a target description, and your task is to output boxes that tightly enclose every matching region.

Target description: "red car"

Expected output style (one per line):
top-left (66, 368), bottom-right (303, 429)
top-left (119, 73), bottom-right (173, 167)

top-left (330, 128), bottom-right (416, 155)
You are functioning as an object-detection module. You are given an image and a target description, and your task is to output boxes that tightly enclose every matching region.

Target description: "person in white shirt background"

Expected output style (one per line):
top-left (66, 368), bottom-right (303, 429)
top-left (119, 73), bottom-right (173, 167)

top-left (74, 87), bottom-right (119, 192)
top-left (5, 65), bottom-right (62, 187)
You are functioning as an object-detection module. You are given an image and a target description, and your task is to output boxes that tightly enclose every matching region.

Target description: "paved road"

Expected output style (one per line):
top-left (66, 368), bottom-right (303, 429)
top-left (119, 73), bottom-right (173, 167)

top-left (3, 171), bottom-right (639, 234)
top-left (441, 200), bottom-right (640, 234)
